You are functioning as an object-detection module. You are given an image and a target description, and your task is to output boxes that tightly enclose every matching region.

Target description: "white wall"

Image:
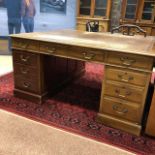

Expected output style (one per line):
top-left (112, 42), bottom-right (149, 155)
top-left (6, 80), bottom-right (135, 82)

top-left (0, 0), bottom-right (77, 36)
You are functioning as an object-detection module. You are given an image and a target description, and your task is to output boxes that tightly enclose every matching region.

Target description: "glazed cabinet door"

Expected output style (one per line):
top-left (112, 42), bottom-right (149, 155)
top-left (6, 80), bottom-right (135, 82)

top-left (78, 0), bottom-right (111, 18)
top-left (140, 0), bottom-right (155, 23)
top-left (94, 0), bottom-right (109, 18)
top-left (121, 0), bottom-right (139, 21)
top-left (78, 0), bottom-right (92, 16)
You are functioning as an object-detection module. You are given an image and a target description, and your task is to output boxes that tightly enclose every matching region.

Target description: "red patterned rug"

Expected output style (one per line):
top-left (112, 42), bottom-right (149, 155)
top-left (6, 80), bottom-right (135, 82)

top-left (0, 63), bottom-right (155, 155)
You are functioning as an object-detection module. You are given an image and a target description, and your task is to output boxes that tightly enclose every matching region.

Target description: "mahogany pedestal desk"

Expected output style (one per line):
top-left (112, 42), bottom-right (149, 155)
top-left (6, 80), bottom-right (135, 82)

top-left (10, 30), bottom-right (155, 136)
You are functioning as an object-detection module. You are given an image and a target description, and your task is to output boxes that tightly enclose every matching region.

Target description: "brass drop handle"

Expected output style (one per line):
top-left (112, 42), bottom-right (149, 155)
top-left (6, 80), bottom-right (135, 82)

top-left (120, 57), bottom-right (136, 66)
top-left (115, 87), bottom-right (132, 98)
top-left (18, 42), bottom-right (28, 48)
top-left (46, 47), bottom-right (56, 53)
top-left (117, 92), bottom-right (126, 98)
top-left (118, 73), bottom-right (134, 82)
top-left (20, 67), bottom-right (29, 74)
top-left (23, 82), bottom-right (30, 88)
top-left (40, 45), bottom-right (56, 54)
top-left (83, 52), bottom-right (95, 60)
top-left (20, 55), bottom-right (30, 62)
top-left (21, 43), bottom-right (28, 48)
top-left (113, 104), bottom-right (128, 115)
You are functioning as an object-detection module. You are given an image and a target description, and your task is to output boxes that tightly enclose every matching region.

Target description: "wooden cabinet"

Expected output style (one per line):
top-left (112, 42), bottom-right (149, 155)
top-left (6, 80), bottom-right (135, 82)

top-left (76, 0), bottom-right (112, 32)
top-left (120, 0), bottom-right (155, 35)
top-left (145, 87), bottom-right (155, 136)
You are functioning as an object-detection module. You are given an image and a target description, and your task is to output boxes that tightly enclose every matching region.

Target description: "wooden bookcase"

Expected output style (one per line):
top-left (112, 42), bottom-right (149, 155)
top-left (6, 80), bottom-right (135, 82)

top-left (76, 0), bottom-right (112, 32)
top-left (120, 0), bottom-right (155, 36)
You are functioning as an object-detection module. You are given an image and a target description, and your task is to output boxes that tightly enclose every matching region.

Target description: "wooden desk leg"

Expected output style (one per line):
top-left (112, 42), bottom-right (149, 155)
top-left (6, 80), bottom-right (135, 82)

top-left (145, 87), bottom-right (155, 136)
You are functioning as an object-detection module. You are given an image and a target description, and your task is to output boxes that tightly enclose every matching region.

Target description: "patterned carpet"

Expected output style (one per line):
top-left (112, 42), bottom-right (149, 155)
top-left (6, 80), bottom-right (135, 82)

top-left (0, 63), bottom-right (155, 155)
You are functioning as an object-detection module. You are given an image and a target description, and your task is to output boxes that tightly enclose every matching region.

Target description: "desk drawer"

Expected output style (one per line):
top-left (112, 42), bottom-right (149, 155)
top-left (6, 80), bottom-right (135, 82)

top-left (105, 67), bottom-right (149, 86)
top-left (14, 77), bottom-right (40, 93)
top-left (104, 81), bottom-right (144, 103)
top-left (61, 46), bottom-right (105, 62)
top-left (39, 42), bottom-right (105, 62)
top-left (13, 51), bottom-right (39, 66)
top-left (101, 97), bottom-right (141, 122)
top-left (39, 42), bottom-right (57, 54)
top-left (106, 52), bottom-right (153, 70)
top-left (14, 63), bottom-right (38, 78)
top-left (12, 38), bottom-right (39, 51)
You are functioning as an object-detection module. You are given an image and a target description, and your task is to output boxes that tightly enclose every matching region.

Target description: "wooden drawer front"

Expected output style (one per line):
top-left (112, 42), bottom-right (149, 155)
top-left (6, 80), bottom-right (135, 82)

top-left (14, 77), bottom-right (39, 93)
top-left (39, 42), bottom-right (105, 62)
top-left (14, 64), bottom-right (38, 79)
top-left (104, 81), bottom-right (144, 103)
top-left (106, 52), bottom-right (153, 70)
top-left (56, 46), bottom-right (105, 62)
top-left (13, 51), bottom-right (39, 66)
top-left (105, 67), bottom-right (149, 86)
top-left (39, 42), bottom-right (57, 54)
top-left (12, 38), bottom-right (39, 51)
top-left (101, 97), bottom-right (141, 122)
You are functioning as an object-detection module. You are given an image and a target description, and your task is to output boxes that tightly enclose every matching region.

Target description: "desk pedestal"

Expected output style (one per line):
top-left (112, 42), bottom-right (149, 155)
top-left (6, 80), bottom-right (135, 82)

top-left (13, 50), bottom-right (85, 103)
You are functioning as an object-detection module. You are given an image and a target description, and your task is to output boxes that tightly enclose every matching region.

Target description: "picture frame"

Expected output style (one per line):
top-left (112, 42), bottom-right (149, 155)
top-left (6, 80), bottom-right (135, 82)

top-left (40, 0), bottom-right (67, 14)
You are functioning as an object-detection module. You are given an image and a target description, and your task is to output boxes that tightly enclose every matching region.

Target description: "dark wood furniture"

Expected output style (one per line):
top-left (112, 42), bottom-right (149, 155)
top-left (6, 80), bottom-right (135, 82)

top-left (11, 30), bottom-right (155, 135)
top-left (111, 24), bottom-right (147, 37)
top-left (76, 0), bottom-right (112, 32)
top-left (120, 0), bottom-right (155, 36)
top-left (145, 84), bottom-right (155, 136)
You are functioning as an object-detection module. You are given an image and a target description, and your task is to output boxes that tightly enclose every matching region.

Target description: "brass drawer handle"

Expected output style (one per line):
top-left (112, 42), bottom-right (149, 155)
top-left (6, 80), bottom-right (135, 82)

top-left (23, 82), bottom-right (30, 88)
top-left (46, 47), bottom-right (56, 53)
top-left (83, 52), bottom-right (95, 60)
top-left (120, 57), bottom-right (136, 66)
top-left (20, 67), bottom-right (29, 74)
top-left (40, 45), bottom-right (56, 54)
top-left (20, 55), bottom-right (30, 62)
top-left (113, 104), bottom-right (128, 115)
top-left (118, 74), bottom-right (134, 82)
top-left (18, 42), bottom-right (28, 49)
top-left (21, 43), bottom-right (28, 49)
top-left (115, 88), bottom-right (132, 98)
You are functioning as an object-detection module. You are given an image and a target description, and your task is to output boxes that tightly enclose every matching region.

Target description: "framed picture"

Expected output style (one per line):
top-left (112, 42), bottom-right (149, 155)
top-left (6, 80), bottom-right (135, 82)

top-left (40, 0), bottom-right (67, 14)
